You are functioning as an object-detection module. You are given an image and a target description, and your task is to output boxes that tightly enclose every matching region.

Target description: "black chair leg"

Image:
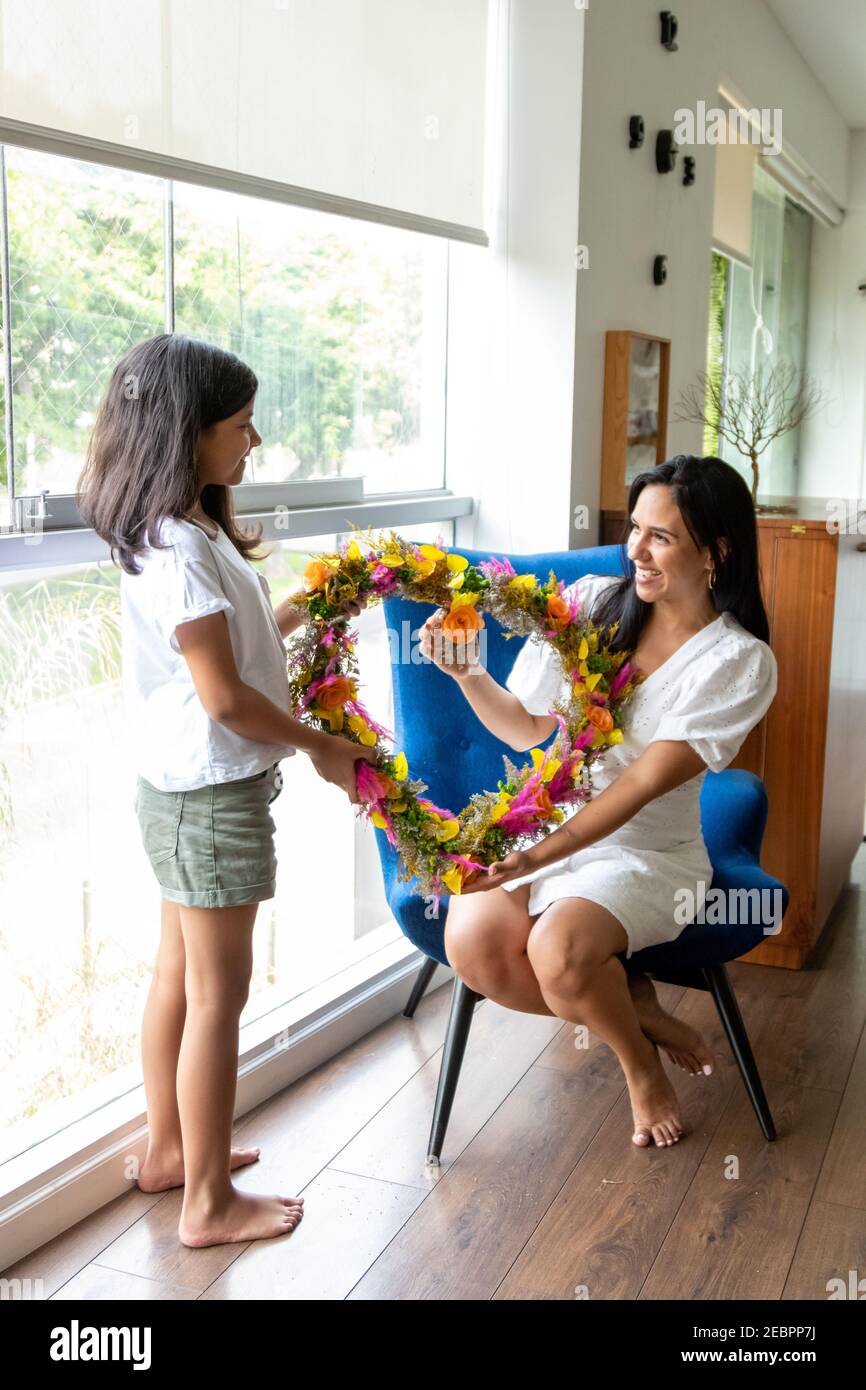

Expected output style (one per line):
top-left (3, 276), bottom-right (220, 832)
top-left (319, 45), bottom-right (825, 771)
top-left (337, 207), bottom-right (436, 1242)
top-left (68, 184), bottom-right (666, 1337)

top-left (426, 977), bottom-right (483, 1166)
top-left (703, 962), bottom-right (776, 1142)
top-left (403, 955), bottom-right (439, 1018)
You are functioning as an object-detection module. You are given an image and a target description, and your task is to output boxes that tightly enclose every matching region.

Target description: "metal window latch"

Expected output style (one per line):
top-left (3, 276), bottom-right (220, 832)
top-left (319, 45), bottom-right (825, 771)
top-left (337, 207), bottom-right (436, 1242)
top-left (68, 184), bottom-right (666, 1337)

top-left (13, 490), bottom-right (51, 531)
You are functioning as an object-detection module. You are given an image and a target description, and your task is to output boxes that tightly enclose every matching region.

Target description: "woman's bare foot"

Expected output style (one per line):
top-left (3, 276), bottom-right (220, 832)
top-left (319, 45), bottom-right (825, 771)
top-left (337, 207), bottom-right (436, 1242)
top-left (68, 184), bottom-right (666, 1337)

top-left (628, 973), bottom-right (715, 1076)
top-left (137, 1145), bottom-right (261, 1193)
top-left (178, 1188), bottom-right (305, 1247)
top-left (626, 1042), bottom-right (686, 1148)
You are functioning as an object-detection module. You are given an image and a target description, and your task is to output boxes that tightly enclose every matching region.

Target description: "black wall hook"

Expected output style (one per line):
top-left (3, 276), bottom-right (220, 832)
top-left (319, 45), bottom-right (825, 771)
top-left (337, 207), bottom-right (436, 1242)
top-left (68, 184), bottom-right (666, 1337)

top-left (655, 129), bottom-right (677, 173)
top-left (660, 11), bottom-right (679, 51)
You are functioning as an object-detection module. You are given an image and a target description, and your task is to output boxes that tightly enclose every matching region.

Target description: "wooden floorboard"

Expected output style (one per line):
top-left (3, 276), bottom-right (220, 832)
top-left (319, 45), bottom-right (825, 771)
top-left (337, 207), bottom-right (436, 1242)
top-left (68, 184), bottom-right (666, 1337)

top-left (5, 843), bottom-right (865, 1301)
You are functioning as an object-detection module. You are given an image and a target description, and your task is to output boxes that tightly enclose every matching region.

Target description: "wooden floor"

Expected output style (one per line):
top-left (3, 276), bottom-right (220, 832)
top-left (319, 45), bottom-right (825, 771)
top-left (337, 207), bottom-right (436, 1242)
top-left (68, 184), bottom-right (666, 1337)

top-left (6, 843), bottom-right (866, 1301)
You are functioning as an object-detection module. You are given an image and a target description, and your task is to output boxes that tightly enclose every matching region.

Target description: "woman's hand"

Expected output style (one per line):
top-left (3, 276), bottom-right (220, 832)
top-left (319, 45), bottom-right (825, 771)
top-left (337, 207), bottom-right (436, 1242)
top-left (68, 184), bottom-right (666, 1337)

top-left (308, 734), bottom-right (379, 804)
top-left (419, 607), bottom-right (481, 681)
top-left (459, 850), bottom-right (533, 892)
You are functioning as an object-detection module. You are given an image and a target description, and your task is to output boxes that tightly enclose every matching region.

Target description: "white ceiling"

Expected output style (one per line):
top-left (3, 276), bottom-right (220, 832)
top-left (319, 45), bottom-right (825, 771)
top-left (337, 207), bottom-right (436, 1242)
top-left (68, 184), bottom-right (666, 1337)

top-left (765, 0), bottom-right (866, 128)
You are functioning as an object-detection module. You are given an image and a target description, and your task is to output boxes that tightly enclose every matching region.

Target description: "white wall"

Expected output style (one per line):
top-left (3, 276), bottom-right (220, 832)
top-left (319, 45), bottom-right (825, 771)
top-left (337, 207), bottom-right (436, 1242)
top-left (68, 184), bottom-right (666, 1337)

top-left (799, 129), bottom-right (866, 502)
top-left (569, 0), bottom-right (851, 543)
top-left (447, 0), bottom-right (584, 555)
top-left (447, 0), bottom-right (852, 558)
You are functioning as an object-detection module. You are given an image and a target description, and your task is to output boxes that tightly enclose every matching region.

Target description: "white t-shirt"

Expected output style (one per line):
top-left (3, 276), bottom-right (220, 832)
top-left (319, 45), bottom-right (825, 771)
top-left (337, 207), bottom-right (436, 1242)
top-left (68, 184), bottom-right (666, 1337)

top-left (120, 515), bottom-right (299, 791)
top-left (504, 572), bottom-right (779, 852)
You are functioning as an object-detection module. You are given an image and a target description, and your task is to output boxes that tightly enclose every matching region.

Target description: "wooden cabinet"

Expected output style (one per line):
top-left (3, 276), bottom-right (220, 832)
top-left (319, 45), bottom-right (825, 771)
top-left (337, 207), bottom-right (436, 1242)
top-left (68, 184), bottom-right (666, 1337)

top-left (600, 331), bottom-right (671, 511)
top-left (601, 497), bottom-right (866, 968)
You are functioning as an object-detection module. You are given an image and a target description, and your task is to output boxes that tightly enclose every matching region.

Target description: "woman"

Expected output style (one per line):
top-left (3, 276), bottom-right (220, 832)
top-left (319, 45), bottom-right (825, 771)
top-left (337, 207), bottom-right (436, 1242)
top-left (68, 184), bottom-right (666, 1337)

top-left (420, 456), bottom-right (778, 1152)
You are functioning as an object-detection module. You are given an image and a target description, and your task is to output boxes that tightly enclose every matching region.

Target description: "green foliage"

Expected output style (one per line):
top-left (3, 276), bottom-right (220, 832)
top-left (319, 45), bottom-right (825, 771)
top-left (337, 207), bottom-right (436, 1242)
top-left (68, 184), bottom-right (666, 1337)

top-left (703, 251), bottom-right (728, 456)
top-left (2, 150), bottom-right (432, 495)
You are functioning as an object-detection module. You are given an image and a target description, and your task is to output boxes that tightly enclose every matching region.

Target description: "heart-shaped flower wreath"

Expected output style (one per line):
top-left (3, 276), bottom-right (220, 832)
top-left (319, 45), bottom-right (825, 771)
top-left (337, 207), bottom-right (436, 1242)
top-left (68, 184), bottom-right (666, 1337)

top-left (285, 528), bottom-right (643, 906)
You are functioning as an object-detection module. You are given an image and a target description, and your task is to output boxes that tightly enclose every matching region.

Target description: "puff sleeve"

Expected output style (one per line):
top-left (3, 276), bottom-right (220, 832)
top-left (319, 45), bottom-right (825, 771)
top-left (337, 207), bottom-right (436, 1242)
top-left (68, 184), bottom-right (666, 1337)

top-left (504, 572), bottom-right (618, 717)
top-left (647, 636), bottom-right (778, 774)
top-left (149, 528), bottom-right (236, 654)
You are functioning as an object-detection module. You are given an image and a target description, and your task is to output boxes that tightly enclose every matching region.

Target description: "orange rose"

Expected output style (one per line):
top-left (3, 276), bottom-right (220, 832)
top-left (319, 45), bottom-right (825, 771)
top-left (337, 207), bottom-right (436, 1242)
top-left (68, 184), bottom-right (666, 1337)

top-left (533, 786), bottom-right (554, 820)
top-left (303, 559), bottom-right (334, 592)
top-left (441, 605), bottom-right (485, 637)
top-left (587, 705), bottom-right (614, 733)
top-left (316, 676), bottom-right (356, 711)
top-left (546, 594), bottom-right (571, 628)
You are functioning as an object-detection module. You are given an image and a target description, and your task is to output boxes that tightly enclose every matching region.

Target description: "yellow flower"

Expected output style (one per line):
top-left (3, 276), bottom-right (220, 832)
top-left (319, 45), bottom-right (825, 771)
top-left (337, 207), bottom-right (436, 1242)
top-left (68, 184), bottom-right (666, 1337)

top-left (578, 637), bottom-right (589, 660)
top-left (371, 810), bottom-right (389, 830)
top-left (417, 545), bottom-right (445, 562)
top-left (389, 800), bottom-right (408, 813)
top-left (448, 572), bottom-right (466, 590)
top-left (449, 590), bottom-right (480, 608)
top-left (392, 752), bottom-right (408, 781)
top-left (440, 865), bottom-right (465, 895)
top-left (434, 818), bottom-right (461, 841)
top-left (359, 729), bottom-right (378, 746)
top-left (379, 553), bottom-right (404, 567)
top-left (507, 574), bottom-right (537, 592)
top-left (347, 714), bottom-right (366, 733)
top-left (606, 728), bottom-right (624, 744)
top-left (446, 554), bottom-right (469, 573)
top-left (346, 539), bottom-right (362, 561)
top-left (585, 671), bottom-right (602, 692)
top-left (528, 747), bottom-right (561, 783)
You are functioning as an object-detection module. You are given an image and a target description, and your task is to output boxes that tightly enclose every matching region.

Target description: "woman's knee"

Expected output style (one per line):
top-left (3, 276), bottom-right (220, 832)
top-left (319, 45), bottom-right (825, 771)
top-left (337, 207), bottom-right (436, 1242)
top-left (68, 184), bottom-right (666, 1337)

top-left (526, 913), bottom-right (599, 995)
top-left (444, 901), bottom-right (524, 994)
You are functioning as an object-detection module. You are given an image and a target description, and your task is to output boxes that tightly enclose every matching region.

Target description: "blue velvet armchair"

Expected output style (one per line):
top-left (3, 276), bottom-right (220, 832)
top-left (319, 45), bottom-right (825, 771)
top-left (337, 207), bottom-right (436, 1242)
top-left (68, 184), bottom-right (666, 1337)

top-left (372, 544), bottom-right (787, 1162)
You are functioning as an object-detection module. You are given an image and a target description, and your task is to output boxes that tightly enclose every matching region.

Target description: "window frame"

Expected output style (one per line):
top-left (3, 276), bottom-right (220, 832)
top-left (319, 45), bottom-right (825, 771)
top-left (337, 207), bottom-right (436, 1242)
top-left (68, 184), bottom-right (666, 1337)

top-left (0, 129), bottom-right (464, 544)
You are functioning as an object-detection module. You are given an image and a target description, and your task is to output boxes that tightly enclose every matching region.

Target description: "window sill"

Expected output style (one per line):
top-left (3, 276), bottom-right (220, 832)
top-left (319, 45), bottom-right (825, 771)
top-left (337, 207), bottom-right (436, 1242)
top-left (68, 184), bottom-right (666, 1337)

top-left (0, 492), bottom-right (475, 572)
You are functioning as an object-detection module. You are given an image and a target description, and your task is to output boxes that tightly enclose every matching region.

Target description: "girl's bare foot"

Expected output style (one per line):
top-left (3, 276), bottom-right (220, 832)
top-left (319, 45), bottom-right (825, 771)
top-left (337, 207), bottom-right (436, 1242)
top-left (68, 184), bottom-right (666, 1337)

top-left (138, 1145), bottom-right (261, 1193)
top-left (626, 1042), bottom-right (686, 1148)
top-left (178, 1188), bottom-right (305, 1247)
top-left (628, 973), bottom-right (715, 1076)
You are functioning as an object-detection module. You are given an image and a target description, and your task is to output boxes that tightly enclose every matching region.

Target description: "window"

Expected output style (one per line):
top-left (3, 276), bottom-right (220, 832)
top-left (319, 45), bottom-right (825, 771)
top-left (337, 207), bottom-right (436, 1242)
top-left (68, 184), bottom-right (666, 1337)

top-left (705, 162), bottom-right (813, 495)
top-left (0, 142), bottom-right (448, 529)
top-left (0, 520), bottom-right (453, 1167)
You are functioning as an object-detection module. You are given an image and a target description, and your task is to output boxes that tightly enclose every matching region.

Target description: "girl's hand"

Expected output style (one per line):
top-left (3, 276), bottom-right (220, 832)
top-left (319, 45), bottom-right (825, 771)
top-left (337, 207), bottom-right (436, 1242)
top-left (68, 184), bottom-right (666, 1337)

top-left (308, 734), bottom-right (379, 804)
top-left (459, 850), bottom-right (532, 892)
top-left (419, 608), bottom-right (481, 681)
top-left (338, 594), bottom-right (367, 620)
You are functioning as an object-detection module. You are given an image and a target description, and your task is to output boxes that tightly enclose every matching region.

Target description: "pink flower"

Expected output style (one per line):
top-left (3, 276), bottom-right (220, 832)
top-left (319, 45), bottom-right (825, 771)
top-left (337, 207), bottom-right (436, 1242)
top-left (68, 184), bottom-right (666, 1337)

top-left (478, 556), bottom-right (517, 579)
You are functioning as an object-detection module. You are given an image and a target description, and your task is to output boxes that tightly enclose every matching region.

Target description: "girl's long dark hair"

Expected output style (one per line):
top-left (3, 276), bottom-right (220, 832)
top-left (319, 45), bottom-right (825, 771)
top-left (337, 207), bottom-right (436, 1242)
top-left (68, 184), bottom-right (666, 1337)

top-left (78, 334), bottom-right (266, 575)
top-left (591, 455), bottom-right (771, 647)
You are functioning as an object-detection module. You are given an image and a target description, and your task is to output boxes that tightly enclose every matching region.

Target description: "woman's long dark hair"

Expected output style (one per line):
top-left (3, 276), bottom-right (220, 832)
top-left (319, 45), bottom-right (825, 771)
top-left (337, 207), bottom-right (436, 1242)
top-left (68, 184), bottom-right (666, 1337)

top-left (78, 334), bottom-right (266, 575)
top-left (591, 455), bottom-right (771, 647)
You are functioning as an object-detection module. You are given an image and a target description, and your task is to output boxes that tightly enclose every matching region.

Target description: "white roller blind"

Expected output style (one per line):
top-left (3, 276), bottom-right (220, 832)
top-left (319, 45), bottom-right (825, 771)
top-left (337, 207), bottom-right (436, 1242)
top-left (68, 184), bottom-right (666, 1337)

top-left (0, 0), bottom-right (491, 242)
top-left (712, 139), bottom-right (755, 267)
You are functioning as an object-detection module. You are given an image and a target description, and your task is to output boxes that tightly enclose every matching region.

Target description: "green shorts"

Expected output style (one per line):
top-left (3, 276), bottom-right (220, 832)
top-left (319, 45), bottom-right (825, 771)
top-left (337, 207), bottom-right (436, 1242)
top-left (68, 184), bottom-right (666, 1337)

top-left (134, 764), bottom-right (284, 908)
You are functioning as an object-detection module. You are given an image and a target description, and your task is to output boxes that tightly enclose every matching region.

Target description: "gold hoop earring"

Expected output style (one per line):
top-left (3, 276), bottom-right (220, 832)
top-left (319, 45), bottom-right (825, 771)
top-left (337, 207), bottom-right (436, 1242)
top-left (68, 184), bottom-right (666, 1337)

top-left (708, 565), bottom-right (716, 590)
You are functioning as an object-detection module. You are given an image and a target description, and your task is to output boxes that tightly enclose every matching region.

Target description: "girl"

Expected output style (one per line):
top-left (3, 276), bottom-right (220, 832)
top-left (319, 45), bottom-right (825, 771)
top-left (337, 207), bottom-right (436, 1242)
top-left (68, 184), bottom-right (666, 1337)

top-left (78, 333), bottom-right (378, 1248)
top-left (420, 456), bottom-right (778, 1152)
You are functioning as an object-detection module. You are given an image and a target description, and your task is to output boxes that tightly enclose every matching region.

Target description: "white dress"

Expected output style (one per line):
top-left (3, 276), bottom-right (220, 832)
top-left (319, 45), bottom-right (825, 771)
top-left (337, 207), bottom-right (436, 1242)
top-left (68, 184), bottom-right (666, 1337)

top-left (501, 573), bottom-right (778, 958)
